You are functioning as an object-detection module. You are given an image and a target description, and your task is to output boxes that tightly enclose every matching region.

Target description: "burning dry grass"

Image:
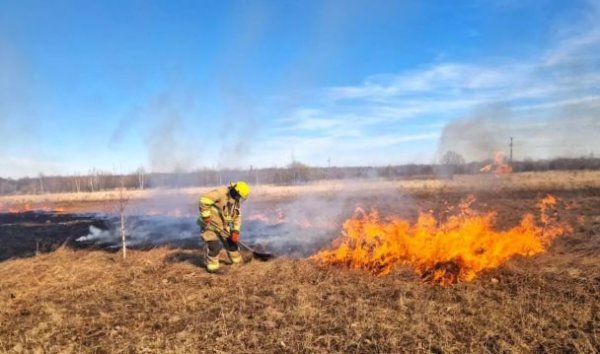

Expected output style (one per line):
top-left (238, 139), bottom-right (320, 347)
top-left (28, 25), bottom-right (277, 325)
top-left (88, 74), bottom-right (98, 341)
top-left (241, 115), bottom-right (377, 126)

top-left (0, 244), bottom-right (598, 353)
top-left (311, 195), bottom-right (571, 285)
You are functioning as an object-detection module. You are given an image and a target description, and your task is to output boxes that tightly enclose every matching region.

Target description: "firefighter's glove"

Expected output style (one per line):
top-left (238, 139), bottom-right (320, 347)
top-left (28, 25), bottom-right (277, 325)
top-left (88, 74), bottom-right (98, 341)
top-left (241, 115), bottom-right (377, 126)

top-left (230, 230), bottom-right (240, 244)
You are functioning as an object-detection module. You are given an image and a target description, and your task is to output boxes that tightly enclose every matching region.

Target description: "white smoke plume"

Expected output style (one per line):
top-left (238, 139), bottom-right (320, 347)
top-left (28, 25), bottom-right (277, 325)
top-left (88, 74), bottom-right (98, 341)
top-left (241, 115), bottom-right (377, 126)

top-left (77, 215), bottom-right (198, 248)
top-left (244, 193), bottom-right (350, 255)
top-left (74, 182), bottom-right (402, 256)
top-left (437, 1), bottom-right (600, 162)
top-left (76, 225), bottom-right (113, 243)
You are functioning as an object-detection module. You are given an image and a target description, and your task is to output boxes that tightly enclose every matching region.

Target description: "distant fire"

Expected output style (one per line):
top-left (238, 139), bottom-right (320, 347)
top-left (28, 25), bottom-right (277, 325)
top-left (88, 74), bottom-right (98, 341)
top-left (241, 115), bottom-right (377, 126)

top-left (247, 210), bottom-right (287, 225)
top-left (0, 202), bottom-right (65, 213)
top-left (480, 151), bottom-right (513, 175)
top-left (311, 195), bottom-right (570, 285)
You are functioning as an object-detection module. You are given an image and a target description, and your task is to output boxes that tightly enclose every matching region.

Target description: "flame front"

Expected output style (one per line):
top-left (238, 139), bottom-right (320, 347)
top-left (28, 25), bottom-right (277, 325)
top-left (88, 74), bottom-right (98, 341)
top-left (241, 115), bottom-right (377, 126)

top-left (311, 195), bottom-right (570, 285)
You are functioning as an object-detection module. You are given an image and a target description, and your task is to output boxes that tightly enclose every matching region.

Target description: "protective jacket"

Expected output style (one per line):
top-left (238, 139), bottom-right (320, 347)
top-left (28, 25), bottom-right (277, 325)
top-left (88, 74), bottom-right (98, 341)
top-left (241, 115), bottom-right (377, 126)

top-left (199, 187), bottom-right (242, 241)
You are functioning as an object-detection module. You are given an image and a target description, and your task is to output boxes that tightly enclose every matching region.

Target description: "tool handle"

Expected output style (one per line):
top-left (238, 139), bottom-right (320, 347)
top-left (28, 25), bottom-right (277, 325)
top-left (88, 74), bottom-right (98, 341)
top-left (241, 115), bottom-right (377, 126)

top-left (237, 240), bottom-right (254, 252)
top-left (207, 221), bottom-right (257, 253)
top-left (207, 221), bottom-right (230, 238)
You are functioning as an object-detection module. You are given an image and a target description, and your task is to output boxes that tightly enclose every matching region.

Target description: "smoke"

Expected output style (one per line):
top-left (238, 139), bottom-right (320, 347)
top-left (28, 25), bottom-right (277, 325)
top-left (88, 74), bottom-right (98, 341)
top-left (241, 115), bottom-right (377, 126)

top-left (108, 1), bottom-right (272, 171)
top-left (110, 87), bottom-right (203, 173)
top-left (0, 37), bottom-right (62, 178)
top-left (437, 106), bottom-right (513, 161)
top-left (244, 192), bottom-right (351, 255)
top-left (437, 100), bottom-right (600, 162)
top-left (145, 94), bottom-right (188, 172)
top-left (76, 225), bottom-right (113, 243)
top-left (75, 181), bottom-right (409, 256)
top-left (213, 1), bottom-right (268, 168)
top-left (436, 1), bottom-right (600, 162)
top-left (216, 90), bottom-right (259, 169)
top-left (75, 193), bottom-right (347, 256)
top-left (76, 216), bottom-right (198, 248)
top-left (242, 182), bottom-right (417, 255)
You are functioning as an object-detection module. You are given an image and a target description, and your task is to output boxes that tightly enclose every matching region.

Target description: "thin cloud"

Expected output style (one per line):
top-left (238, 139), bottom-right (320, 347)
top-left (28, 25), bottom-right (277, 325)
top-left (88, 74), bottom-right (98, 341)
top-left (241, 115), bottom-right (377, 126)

top-left (256, 1), bottom-right (600, 166)
top-left (0, 156), bottom-right (65, 179)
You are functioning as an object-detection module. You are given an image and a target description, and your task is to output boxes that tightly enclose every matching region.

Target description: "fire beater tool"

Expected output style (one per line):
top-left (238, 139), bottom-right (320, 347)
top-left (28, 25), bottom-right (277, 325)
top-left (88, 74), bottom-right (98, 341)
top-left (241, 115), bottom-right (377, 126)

top-left (237, 240), bottom-right (275, 262)
top-left (208, 221), bottom-right (275, 261)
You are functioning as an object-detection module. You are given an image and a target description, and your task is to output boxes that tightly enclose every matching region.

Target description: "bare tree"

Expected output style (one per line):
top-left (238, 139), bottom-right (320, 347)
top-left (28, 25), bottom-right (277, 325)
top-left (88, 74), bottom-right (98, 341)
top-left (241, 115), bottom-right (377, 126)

top-left (440, 150), bottom-right (466, 166)
top-left (288, 161), bottom-right (310, 184)
top-left (88, 169), bottom-right (97, 192)
top-left (96, 170), bottom-right (109, 191)
top-left (440, 150), bottom-right (466, 179)
top-left (137, 167), bottom-right (145, 190)
top-left (38, 173), bottom-right (45, 194)
top-left (117, 177), bottom-right (129, 259)
top-left (72, 174), bottom-right (81, 193)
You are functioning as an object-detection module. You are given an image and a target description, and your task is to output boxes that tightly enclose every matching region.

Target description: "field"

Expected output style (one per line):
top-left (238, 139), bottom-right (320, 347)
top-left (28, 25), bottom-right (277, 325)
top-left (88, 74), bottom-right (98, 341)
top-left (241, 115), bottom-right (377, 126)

top-left (1, 171), bottom-right (599, 353)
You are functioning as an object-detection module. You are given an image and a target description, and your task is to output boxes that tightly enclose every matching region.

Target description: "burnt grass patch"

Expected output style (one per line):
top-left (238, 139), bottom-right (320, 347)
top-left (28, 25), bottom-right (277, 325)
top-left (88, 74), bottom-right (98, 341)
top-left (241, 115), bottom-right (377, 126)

top-left (0, 212), bottom-right (110, 261)
top-left (0, 211), bottom-right (329, 262)
top-left (0, 212), bottom-right (204, 261)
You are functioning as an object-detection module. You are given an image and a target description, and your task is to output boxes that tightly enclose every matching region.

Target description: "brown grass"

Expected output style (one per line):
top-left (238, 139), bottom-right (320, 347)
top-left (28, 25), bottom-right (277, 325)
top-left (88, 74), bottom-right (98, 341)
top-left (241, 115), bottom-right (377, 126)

top-left (0, 242), bottom-right (598, 353)
top-left (2, 171), bottom-right (600, 208)
top-left (1, 173), bottom-right (600, 353)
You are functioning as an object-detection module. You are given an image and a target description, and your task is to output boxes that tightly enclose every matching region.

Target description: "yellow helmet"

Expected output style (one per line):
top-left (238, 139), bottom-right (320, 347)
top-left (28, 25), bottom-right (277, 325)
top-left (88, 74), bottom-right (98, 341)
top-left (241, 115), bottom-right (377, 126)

top-left (231, 180), bottom-right (250, 199)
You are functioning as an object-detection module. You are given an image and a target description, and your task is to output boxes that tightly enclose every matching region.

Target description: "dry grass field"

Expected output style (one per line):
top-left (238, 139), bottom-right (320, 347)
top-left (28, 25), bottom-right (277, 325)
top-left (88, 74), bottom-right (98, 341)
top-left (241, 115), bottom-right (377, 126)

top-left (2, 170), bottom-right (600, 211)
top-left (1, 171), bottom-right (599, 353)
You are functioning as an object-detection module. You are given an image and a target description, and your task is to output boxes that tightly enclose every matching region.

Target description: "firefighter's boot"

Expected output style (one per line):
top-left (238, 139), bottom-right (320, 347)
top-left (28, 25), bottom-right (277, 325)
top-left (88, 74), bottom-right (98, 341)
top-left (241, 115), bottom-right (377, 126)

top-left (206, 254), bottom-right (222, 274)
top-left (228, 250), bottom-right (243, 265)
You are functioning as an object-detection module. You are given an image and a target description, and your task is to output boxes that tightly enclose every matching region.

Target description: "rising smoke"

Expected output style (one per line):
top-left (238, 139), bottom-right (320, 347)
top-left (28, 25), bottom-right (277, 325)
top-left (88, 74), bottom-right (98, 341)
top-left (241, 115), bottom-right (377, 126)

top-left (436, 106), bottom-right (513, 162)
top-left (0, 37), bottom-right (60, 178)
top-left (437, 100), bottom-right (600, 162)
top-left (75, 181), bottom-right (403, 256)
top-left (110, 88), bottom-right (204, 173)
top-left (436, 2), bottom-right (600, 163)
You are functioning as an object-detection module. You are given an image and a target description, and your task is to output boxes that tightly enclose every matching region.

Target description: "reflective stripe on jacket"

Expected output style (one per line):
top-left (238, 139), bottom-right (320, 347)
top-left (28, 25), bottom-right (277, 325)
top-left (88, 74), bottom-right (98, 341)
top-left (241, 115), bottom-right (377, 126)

top-left (199, 187), bottom-right (242, 231)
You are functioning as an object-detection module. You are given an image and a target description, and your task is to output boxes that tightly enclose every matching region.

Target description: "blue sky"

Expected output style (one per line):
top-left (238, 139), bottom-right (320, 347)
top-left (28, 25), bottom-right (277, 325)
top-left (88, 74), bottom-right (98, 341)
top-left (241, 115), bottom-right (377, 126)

top-left (1, 0), bottom-right (599, 178)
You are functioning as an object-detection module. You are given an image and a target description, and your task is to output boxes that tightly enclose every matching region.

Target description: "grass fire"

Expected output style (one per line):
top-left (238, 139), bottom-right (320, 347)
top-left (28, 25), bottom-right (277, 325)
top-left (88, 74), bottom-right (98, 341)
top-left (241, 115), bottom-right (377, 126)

top-left (2, 1), bottom-right (600, 352)
top-left (312, 195), bottom-right (571, 285)
top-left (1, 173), bottom-right (599, 353)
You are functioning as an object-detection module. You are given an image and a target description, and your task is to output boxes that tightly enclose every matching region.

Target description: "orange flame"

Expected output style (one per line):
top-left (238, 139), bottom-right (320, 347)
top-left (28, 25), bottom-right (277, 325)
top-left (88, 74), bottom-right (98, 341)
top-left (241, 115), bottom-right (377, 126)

top-left (311, 195), bottom-right (570, 285)
top-left (480, 151), bottom-right (513, 175)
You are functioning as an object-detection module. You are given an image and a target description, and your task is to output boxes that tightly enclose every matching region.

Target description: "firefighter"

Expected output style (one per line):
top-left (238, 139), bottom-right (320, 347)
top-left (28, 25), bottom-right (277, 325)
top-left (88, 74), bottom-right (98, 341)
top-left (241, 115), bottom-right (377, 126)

top-left (198, 181), bottom-right (250, 273)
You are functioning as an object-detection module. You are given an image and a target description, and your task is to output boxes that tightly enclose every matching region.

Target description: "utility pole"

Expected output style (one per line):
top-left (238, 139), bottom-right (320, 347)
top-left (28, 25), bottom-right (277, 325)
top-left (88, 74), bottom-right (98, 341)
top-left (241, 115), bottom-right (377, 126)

top-left (509, 137), bottom-right (514, 165)
top-left (38, 173), bottom-right (45, 194)
top-left (250, 165), bottom-right (258, 185)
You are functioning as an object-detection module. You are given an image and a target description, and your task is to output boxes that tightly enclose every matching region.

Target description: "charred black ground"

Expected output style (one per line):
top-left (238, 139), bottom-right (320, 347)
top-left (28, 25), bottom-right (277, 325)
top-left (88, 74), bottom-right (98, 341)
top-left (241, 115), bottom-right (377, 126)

top-left (0, 212), bottom-right (109, 261)
top-left (0, 211), bottom-right (332, 261)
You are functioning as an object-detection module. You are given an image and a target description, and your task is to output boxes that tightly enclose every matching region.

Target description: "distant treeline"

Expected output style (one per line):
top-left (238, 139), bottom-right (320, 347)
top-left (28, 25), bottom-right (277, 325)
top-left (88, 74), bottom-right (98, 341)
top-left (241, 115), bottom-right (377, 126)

top-left (1, 157), bottom-right (600, 195)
